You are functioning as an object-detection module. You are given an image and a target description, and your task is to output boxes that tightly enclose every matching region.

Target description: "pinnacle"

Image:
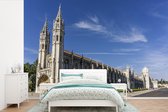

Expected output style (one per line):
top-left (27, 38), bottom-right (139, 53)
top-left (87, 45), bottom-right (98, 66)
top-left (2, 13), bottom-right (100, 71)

top-left (56, 3), bottom-right (62, 20)
top-left (42, 19), bottom-right (48, 33)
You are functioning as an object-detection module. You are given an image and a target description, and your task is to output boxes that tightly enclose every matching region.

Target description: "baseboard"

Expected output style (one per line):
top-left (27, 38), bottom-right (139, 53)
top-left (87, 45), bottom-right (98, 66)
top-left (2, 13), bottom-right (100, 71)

top-left (0, 104), bottom-right (7, 111)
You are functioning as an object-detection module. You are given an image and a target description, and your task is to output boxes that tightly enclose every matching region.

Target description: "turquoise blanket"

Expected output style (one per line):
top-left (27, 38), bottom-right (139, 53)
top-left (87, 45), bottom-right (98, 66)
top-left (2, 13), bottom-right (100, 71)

top-left (52, 83), bottom-right (115, 89)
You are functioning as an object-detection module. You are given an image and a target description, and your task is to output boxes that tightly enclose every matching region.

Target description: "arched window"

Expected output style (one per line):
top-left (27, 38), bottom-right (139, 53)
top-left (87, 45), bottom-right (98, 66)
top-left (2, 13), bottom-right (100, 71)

top-left (38, 74), bottom-right (49, 86)
top-left (47, 61), bottom-right (50, 67)
top-left (45, 44), bottom-right (47, 50)
top-left (42, 44), bottom-right (44, 49)
top-left (84, 65), bottom-right (88, 69)
top-left (57, 19), bottom-right (59, 22)
top-left (75, 63), bottom-right (78, 69)
top-left (98, 66), bottom-right (101, 69)
top-left (60, 36), bottom-right (62, 42)
top-left (56, 35), bottom-right (58, 41)
top-left (64, 59), bottom-right (69, 69)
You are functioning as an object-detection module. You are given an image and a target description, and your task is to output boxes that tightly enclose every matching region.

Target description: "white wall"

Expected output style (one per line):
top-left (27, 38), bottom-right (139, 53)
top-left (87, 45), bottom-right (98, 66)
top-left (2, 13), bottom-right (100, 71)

top-left (0, 0), bottom-right (23, 110)
top-left (0, 75), bottom-right (5, 110)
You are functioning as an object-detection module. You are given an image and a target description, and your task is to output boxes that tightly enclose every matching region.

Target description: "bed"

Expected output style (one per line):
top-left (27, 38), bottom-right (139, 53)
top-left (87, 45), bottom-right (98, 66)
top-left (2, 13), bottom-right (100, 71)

top-left (40, 69), bottom-right (125, 112)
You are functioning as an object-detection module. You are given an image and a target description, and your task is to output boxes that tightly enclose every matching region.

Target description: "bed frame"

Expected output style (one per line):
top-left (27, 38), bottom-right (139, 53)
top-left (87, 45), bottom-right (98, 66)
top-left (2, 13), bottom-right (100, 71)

top-left (40, 69), bottom-right (120, 112)
top-left (49, 100), bottom-right (119, 112)
top-left (110, 83), bottom-right (127, 100)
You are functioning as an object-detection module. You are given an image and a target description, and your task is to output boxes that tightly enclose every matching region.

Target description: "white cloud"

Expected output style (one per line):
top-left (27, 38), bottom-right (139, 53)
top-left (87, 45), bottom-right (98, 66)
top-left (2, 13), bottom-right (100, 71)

top-left (113, 28), bottom-right (148, 43)
top-left (152, 12), bottom-right (168, 19)
top-left (77, 52), bottom-right (133, 55)
top-left (25, 47), bottom-right (38, 54)
top-left (89, 16), bottom-right (99, 23)
top-left (74, 17), bottom-right (147, 43)
top-left (77, 48), bottom-right (141, 56)
top-left (74, 21), bottom-right (107, 33)
top-left (150, 2), bottom-right (168, 20)
top-left (119, 48), bottom-right (141, 52)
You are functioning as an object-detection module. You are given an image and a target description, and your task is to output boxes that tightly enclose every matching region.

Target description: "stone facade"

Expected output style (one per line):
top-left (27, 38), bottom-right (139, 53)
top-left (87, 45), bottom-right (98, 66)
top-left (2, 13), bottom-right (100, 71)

top-left (142, 67), bottom-right (151, 89)
top-left (123, 66), bottom-right (144, 89)
top-left (35, 5), bottom-right (144, 92)
top-left (152, 80), bottom-right (158, 89)
top-left (141, 67), bottom-right (158, 89)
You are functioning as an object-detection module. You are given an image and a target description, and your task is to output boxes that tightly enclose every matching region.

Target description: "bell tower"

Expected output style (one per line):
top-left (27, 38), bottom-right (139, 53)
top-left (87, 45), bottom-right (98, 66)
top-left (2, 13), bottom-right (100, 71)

top-left (36, 19), bottom-right (50, 92)
top-left (142, 67), bottom-right (150, 89)
top-left (37, 19), bottom-right (50, 69)
top-left (125, 66), bottom-right (131, 89)
top-left (51, 4), bottom-right (65, 83)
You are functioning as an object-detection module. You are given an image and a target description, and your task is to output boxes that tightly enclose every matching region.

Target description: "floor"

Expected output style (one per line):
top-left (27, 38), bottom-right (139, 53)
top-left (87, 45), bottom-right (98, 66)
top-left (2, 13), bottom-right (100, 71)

top-left (0, 99), bottom-right (38, 112)
top-left (128, 99), bottom-right (168, 112)
top-left (1, 99), bottom-right (168, 112)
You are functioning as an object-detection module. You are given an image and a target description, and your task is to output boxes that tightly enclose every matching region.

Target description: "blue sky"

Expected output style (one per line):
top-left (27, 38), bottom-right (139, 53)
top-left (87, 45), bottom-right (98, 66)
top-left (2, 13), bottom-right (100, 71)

top-left (25, 0), bottom-right (168, 80)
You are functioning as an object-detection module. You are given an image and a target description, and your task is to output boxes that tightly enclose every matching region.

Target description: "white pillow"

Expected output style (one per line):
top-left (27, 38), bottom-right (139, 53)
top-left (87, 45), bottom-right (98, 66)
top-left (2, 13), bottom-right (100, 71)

top-left (85, 75), bottom-right (102, 81)
top-left (61, 73), bottom-right (83, 81)
top-left (59, 79), bottom-right (105, 84)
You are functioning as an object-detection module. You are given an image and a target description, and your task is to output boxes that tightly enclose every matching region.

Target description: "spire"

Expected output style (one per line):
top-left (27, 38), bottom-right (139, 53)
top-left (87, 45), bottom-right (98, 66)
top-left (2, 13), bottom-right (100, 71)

top-left (59, 3), bottom-right (61, 10)
top-left (41, 18), bottom-right (48, 33)
top-left (56, 4), bottom-right (62, 20)
top-left (53, 4), bottom-right (64, 30)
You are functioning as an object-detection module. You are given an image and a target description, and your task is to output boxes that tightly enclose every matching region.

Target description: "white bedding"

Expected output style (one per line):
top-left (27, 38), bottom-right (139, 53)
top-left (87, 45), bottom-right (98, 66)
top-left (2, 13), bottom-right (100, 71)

top-left (41, 79), bottom-right (125, 110)
top-left (59, 79), bottom-right (105, 84)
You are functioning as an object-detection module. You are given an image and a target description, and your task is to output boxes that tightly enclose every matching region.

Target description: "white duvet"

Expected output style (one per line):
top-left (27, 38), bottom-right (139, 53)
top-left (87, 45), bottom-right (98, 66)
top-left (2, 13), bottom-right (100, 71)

top-left (41, 79), bottom-right (125, 110)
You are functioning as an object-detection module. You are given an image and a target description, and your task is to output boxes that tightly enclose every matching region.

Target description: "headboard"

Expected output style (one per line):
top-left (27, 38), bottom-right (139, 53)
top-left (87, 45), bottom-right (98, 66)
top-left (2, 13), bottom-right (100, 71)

top-left (59, 69), bottom-right (107, 83)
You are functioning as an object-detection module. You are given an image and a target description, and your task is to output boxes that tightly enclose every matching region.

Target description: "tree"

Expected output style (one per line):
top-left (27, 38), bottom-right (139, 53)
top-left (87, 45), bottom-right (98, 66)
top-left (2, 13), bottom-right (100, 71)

top-left (29, 74), bottom-right (36, 91)
top-left (24, 63), bottom-right (31, 73)
top-left (24, 59), bottom-right (37, 92)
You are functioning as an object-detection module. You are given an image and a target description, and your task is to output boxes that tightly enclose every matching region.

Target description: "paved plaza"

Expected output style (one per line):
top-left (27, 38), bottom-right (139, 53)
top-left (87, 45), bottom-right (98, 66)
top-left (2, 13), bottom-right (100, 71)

top-left (134, 88), bottom-right (168, 97)
top-left (127, 88), bottom-right (168, 111)
top-left (128, 99), bottom-right (168, 112)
